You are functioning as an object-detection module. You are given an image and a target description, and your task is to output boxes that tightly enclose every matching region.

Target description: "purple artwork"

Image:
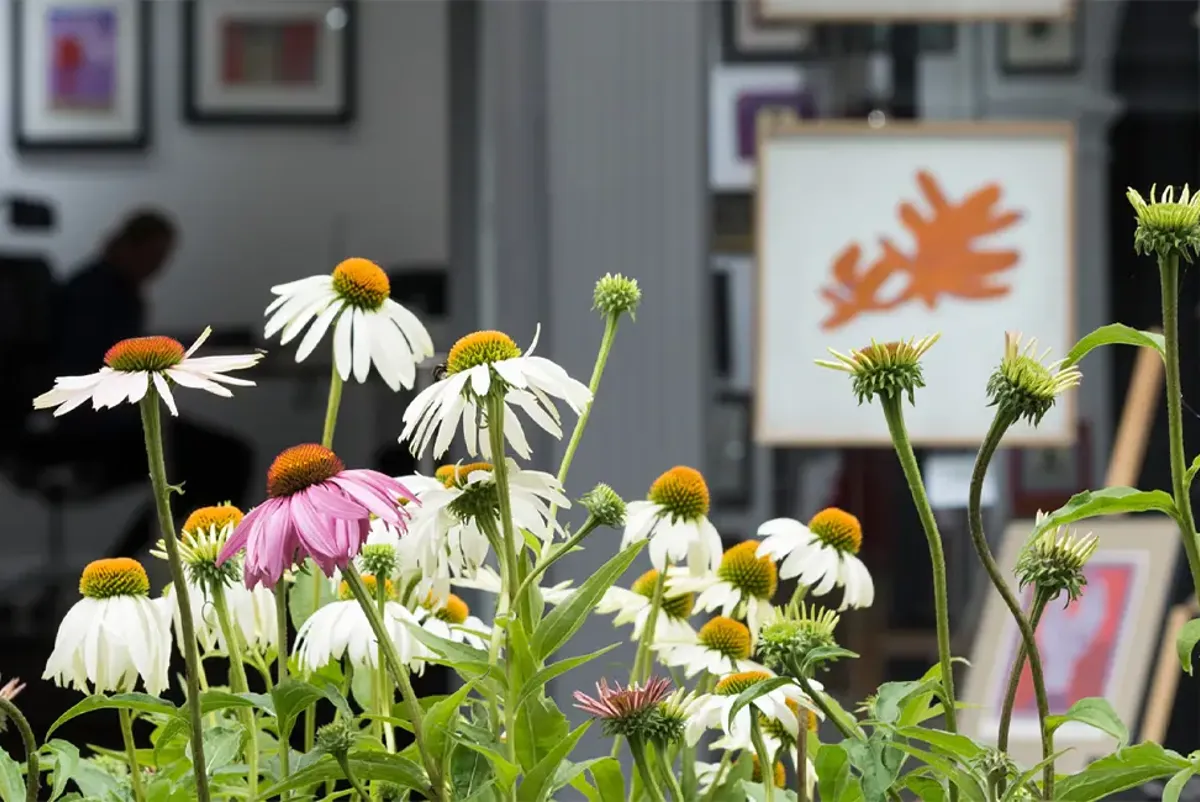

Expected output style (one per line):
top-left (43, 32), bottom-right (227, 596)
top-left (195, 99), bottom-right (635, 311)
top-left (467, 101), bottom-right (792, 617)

top-left (47, 7), bottom-right (118, 111)
top-left (736, 90), bottom-right (817, 160)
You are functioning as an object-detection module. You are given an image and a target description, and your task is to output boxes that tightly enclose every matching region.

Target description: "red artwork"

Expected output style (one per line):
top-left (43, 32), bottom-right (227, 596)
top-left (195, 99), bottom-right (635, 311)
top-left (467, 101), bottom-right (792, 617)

top-left (1005, 562), bottom-right (1138, 719)
top-left (221, 19), bottom-right (318, 87)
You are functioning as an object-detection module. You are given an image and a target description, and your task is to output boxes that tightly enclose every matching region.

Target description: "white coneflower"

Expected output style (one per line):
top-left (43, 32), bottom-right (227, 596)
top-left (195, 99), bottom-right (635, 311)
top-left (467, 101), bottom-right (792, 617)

top-left (44, 558), bottom-right (173, 696)
top-left (757, 507), bottom-right (874, 610)
top-left (400, 327), bottom-right (591, 459)
top-left (668, 540), bottom-right (778, 635)
top-left (654, 616), bottom-right (764, 678)
top-left (265, 258), bottom-right (434, 391)
top-left (688, 669), bottom-right (819, 751)
top-left (622, 466), bottom-right (723, 575)
top-left (594, 569), bottom-right (696, 643)
top-left (33, 328), bottom-right (261, 416)
top-left (417, 593), bottom-right (490, 650)
top-left (294, 575), bottom-right (427, 673)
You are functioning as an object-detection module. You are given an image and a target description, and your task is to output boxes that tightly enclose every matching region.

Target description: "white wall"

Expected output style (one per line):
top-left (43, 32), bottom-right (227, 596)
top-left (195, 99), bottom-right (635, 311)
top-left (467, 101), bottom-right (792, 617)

top-left (0, 0), bottom-right (448, 329)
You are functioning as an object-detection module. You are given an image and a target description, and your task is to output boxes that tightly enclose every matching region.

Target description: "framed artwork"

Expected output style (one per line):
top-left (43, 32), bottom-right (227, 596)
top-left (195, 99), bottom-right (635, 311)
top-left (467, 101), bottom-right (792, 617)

top-left (1009, 420), bottom-right (1092, 517)
top-left (707, 391), bottom-right (754, 508)
top-left (183, 0), bottom-right (356, 125)
top-left (961, 517), bottom-right (1179, 773)
top-left (720, 0), bottom-right (826, 63)
top-left (709, 64), bottom-right (817, 192)
top-left (754, 118), bottom-right (1076, 446)
top-left (711, 254), bottom-right (755, 392)
top-left (999, 16), bottom-right (1083, 76)
top-left (10, 0), bottom-right (151, 152)
top-left (756, 0), bottom-right (1073, 22)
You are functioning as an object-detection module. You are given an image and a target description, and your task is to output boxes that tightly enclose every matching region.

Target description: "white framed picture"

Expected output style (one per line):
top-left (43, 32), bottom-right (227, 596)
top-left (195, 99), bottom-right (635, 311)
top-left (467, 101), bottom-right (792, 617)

top-left (756, 0), bottom-right (1073, 22)
top-left (754, 119), bottom-right (1076, 447)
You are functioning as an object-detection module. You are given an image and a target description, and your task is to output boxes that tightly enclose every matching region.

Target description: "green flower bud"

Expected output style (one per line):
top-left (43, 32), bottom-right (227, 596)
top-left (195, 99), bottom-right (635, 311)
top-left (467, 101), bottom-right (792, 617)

top-left (816, 335), bottom-right (939, 406)
top-left (986, 332), bottom-right (1081, 427)
top-left (593, 273), bottom-right (642, 321)
top-left (1127, 184), bottom-right (1200, 262)
top-left (581, 483), bottom-right (626, 528)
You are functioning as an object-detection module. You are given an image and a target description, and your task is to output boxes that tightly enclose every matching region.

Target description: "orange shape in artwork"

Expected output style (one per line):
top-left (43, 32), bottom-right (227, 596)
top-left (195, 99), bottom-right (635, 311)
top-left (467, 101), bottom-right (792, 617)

top-left (819, 170), bottom-right (1024, 331)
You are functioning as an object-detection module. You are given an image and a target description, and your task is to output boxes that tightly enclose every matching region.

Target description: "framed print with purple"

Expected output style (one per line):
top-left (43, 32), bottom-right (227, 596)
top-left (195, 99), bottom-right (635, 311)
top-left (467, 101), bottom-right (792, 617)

top-left (709, 64), bottom-right (817, 191)
top-left (11, 0), bottom-right (151, 152)
top-left (184, 1), bottom-right (356, 125)
top-left (961, 517), bottom-right (1179, 773)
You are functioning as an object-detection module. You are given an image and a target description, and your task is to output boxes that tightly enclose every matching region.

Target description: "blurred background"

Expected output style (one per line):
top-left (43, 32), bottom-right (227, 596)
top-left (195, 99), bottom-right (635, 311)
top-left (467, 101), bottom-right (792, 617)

top-left (0, 0), bottom-right (1195, 796)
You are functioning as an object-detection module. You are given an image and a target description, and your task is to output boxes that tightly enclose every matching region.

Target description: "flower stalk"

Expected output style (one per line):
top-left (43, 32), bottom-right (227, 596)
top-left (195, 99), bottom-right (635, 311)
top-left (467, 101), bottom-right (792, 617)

top-left (210, 582), bottom-right (259, 799)
top-left (628, 735), bottom-right (667, 802)
top-left (997, 589), bottom-right (1050, 753)
top-left (797, 731), bottom-right (809, 802)
top-left (375, 575), bottom-right (396, 753)
top-left (138, 392), bottom-right (211, 802)
top-left (969, 409), bottom-right (1053, 798)
top-left (274, 581), bottom-right (290, 791)
top-left (0, 696), bottom-right (37, 802)
top-left (119, 709), bottom-right (146, 802)
top-left (749, 716), bottom-right (776, 802)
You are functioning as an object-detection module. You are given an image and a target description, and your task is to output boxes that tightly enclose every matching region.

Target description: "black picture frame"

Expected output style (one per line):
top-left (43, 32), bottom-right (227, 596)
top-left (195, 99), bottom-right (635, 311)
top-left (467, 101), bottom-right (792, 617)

top-left (998, 14), bottom-right (1083, 76)
top-left (11, 0), bottom-right (152, 153)
top-left (720, 0), bottom-right (827, 63)
top-left (182, 0), bottom-right (357, 126)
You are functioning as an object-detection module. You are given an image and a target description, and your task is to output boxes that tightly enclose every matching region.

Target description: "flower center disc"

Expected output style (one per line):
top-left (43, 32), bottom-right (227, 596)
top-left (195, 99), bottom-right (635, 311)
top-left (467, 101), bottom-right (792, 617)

top-left (182, 504), bottom-right (244, 536)
top-left (648, 466), bottom-right (710, 521)
top-left (714, 670), bottom-right (773, 697)
top-left (436, 462), bottom-right (493, 489)
top-left (808, 507), bottom-right (863, 554)
top-left (433, 594), bottom-right (470, 624)
top-left (331, 258), bottom-right (390, 311)
top-left (104, 336), bottom-right (186, 372)
top-left (267, 444), bottom-right (345, 498)
top-left (751, 756), bottom-right (787, 788)
top-left (339, 574), bottom-right (393, 601)
top-left (631, 569), bottom-right (694, 619)
top-left (760, 698), bottom-right (807, 744)
top-left (717, 540), bottom-right (778, 600)
top-left (697, 616), bottom-right (751, 661)
top-left (445, 331), bottom-right (522, 374)
top-left (80, 557), bottom-right (151, 599)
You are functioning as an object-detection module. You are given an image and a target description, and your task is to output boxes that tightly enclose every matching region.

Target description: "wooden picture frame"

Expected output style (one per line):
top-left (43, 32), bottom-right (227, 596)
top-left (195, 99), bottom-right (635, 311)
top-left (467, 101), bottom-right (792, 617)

top-left (961, 517), bottom-right (1180, 773)
top-left (182, 0), bottom-right (357, 126)
top-left (1009, 420), bottom-right (1093, 518)
top-left (999, 14), bottom-right (1084, 76)
top-left (754, 116), bottom-right (1077, 447)
top-left (755, 0), bottom-right (1074, 22)
top-left (11, 0), bottom-right (152, 152)
top-left (1139, 597), bottom-right (1199, 745)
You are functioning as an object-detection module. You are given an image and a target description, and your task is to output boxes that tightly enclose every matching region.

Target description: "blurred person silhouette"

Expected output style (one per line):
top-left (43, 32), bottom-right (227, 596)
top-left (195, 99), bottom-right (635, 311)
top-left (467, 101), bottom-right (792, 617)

top-left (49, 209), bottom-right (254, 558)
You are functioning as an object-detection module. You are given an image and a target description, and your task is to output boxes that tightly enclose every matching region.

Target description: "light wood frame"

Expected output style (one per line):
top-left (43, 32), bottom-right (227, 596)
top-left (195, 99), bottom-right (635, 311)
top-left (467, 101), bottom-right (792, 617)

top-left (753, 114), bottom-right (1078, 447)
top-left (754, 0), bottom-right (1075, 23)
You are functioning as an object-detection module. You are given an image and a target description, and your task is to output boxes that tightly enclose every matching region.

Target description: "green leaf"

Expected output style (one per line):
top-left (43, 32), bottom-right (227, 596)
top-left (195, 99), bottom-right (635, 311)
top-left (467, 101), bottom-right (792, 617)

top-left (1177, 617), bottom-right (1200, 674)
top-left (843, 734), bottom-right (905, 802)
top-left (726, 676), bottom-right (796, 732)
top-left (269, 680), bottom-right (324, 741)
top-left (517, 721), bottom-right (591, 802)
top-left (46, 693), bottom-right (177, 738)
top-left (288, 558), bottom-right (337, 630)
top-left (452, 740), bottom-right (520, 792)
top-left (513, 695), bottom-right (569, 772)
top-left (584, 756), bottom-right (625, 802)
top-left (815, 744), bottom-right (856, 802)
top-left (1054, 742), bottom-right (1191, 801)
top-left (0, 748), bottom-right (23, 802)
top-left (742, 783), bottom-right (800, 802)
top-left (66, 759), bottom-right (123, 799)
top-left (1163, 767), bottom-right (1197, 802)
top-left (812, 688), bottom-right (866, 740)
top-left (42, 739), bottom-right (79, 802)
top-left (422, 680), bottom-right (476, 767)
top-left (1031, 487), bottom-right (1179, 545)
top-left (903, 774), bottom-right (947, 802)
top-left (451, 743), bottom-right (494, 799)
top-left (1045, 697), bottom-right (1129, 746)
top-left (896, 725), bottom-right (984, 762)
top-left (198, 690), bottom-right (258, 716)
top-left (1001, 747), bottom-right (1074, 802)
top-left (256, 752), bottom-right (428, 800)
top-left (802, 645), bottom-right (859, 673)
top-left (1063, 324), bottom-right (1165, 367)
top-left (201, 724), bottom-right (244, 774)
top-left (1186, 455), bottom-right (1200, 495)
top-left (888, 742), bottom-right (987, 802)
top-left (871, 680), bottom-right (928, 725)
top-left (515, 645), bottom-right (618, 711)
top-left (532, 541), bottom-right (645, 660)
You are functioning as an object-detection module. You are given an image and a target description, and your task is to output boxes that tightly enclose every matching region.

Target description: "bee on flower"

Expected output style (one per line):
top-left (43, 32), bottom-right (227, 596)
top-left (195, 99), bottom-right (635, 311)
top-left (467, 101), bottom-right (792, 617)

top-left (757, 507), bottom-right (874, 610)
top-left (622, 466), bottom-right (723, 575)
top-left (668, 539), bottom-right (778, 635)
top-left (265, 257), bottom-right (435, 391)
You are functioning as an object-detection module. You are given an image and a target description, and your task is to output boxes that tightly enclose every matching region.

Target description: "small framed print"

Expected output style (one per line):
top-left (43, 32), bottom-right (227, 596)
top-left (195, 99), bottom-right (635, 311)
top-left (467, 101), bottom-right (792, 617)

top-left (707, 391), bottom-right (754, 508)
top-left (720, 0), bottom-right (826, 63)
top-left (1009, 420), bottom-right (1092, 518)
top-left (183, 0), bottom-right (356, 126)
top-left (999, 15), bottom-right (1083, 76)
top-left (11, 0), bottom-right (152, 152)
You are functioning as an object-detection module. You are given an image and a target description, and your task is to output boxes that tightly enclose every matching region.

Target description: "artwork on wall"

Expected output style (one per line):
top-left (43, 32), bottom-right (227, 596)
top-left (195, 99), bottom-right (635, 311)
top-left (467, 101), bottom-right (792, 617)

top-left (709, 64), bottom-right (817, 192)
top-left (183, 0), bottom-right (356, 125)
top-left (754, 117), bottom-right (1075, 446)
top-left (1000, 14), bottom-right (1084, 75)
top-left (961, 517), bottom-right (1179, 773)
top-left (755, 0), bottom-right (1073, 22)
top-left (11, 0), bottom-right (151, 152)
top-left (720, 0), bottom-right (825, 63)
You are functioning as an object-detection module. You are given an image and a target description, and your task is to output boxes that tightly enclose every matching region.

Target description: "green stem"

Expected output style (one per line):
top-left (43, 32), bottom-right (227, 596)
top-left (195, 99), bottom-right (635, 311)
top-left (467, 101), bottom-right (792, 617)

top-left (342, 564), bottom-right (442, 800)
top-left (655, 744), bottom-right (686, 801)
top-left (486, 393), bottom-right (530, 628)
top-left (138, 393), bottom-right (211, 802)
top-left (997, 591), bottom-right (1050, 753)
top-left (375, 577), bottom-right (396, 753)
top-left (969, 409), bottom-right (1053, 799)
top-left (336, 753), bottom-right (371, 801)
top-left (798, 673), bottom-right (861, 741)
top-left (322, 363), bottom-right (345, 449)
top-left (211, 583), bottom-right (259, 800)
top-left (629, 736), bottom-right (668, 802)
top-left (797, 727), bottom-right (808, 802)
top-left (552, 314), bottom-right (619, 511)
top-left (700, 752), bottom-right (732, 802)
top-left (515, 514), bottom-right (600, 603)
top-left (274, 581), bottom-right (291, 793)
top-left (749, 716), bottom-right (775, 802)
top-left (119, 709), bottom-right (146, 802)
top-left (880, 397), bottom-right (958, 737)
top-left (0, 698), bottom-right (36, 802)
top-left (1160, 254), bottom-right (1200, 597)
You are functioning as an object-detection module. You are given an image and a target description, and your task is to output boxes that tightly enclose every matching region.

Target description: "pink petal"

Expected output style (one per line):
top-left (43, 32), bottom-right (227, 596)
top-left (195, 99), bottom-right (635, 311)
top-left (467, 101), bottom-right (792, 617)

top-left (327, 475), bottom-right (398, 521)
top-left (306, 481), bottom-right (369, 520)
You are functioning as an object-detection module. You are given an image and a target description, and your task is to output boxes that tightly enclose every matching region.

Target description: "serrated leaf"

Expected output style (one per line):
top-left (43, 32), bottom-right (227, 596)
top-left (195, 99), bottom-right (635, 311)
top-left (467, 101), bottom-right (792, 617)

top-left (46, 694), bottom-right (177, 738)
top-left (1045, 697), bottom-right (1129, 746)
top-left (1177, 617), bottom-right (1200, 674)
top-left (1063, 324), bottom-right (1165, 367)
top-left (1053, 742), bottom-right (1190, 801)
top-left (1029, 487), bottom-right (1178, 546)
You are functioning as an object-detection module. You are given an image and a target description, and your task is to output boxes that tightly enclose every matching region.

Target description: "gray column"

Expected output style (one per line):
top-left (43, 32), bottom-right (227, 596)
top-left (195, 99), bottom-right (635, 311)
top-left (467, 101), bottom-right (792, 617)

top-left (478, 0), bottom-right (709, 760)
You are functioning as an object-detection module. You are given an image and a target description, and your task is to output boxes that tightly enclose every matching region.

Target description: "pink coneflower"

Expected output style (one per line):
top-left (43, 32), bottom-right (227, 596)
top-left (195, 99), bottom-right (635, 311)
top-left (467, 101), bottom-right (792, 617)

top-left (0, 676), bottom-right (24, 733)
top-left (217, 444), bottom-right (416, 589)
top-left (573, 676), bottom-right (673, 738)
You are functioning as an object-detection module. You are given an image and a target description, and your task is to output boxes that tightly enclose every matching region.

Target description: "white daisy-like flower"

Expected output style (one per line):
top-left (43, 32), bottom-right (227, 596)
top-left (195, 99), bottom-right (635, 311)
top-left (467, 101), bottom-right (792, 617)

top-left (622, 466), bottom-right (723, 575)
top-left (33, 327), bottom-right (262, 417)
top-left (687, 669), bottom-right (820, 750)
top-left (654, 616), bottom-right (764, 679)
top-left (695, 753), bottom-right (810, 798)
top-left (43, 558), bottom-right (173, 696)
top-left (451, 565), bottom-right (574, 605)
top-left (416, 593), bottom-right (491, 650)
top-left (667, 540), bottom-right (777, 635)
top-left (264, 258), bottom-right (434, 391)
top-left (757, 508), bottom-right (875, 610)
top-left (594, 568), bottom-right (696, 643)
top-left (294, 574), bottom-right (427, 673)
top-left (400, 326), bottom-right (592, 459)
